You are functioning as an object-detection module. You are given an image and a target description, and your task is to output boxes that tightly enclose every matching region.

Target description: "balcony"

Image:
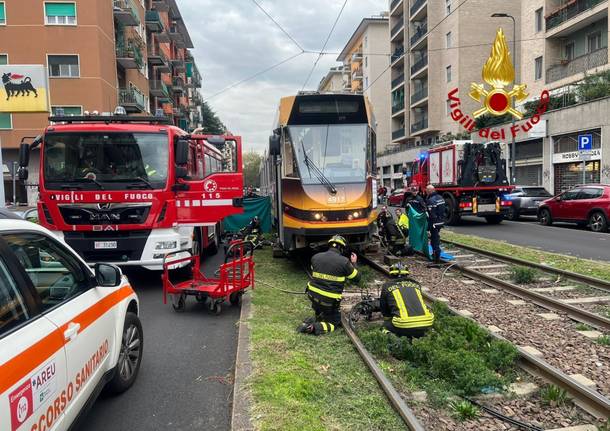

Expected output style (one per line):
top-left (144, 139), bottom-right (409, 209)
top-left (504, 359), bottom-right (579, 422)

top-left (171, 57), bottom-right (186, 72)
top-left (116, 42), bottom-right (144, 69)
top-left (546, 0), bottom-right (606, 31)
top-left (391, 45), bottom-right (405, 64)
top-left (119, 88), bottom-right (146, 113)
top-left (172, 76), bottom-right (185, 93)
top-left (351, 51), bottom-right (363, 62)
top-left (392, 101), bottom-right (405, 114)
top-left (149, 80), bottom-right (171, 101)
top-left (391, 18), bottom-right (405, 39)
top-left (145, 10), bottom-right (164, 32)
top-left (546, 47), bottom-right (608, 83)
top-left (173, 107), bottom-right (186, 117)
top-left (147, 46), bottom-right (169, 67)
top-left (411, 86), bottom-right (428, 105)
top-left (411, 118), bottom-right (428, 133)
top-left (410, 22), bottom-right (427, 47)
top-left (390, 0), bottom-right (403, 13)
top-left (169, 27), bottom-right (185, 47)
top-left (392, 128), bottom-right (406, 141)
top-left (410, 54), bottom-right (428, 75)
top-left (352, 68), bottom-right (363, 80)
top-left (151, 0), bottom-right (169, 12)
top-left (391, 73), bottom-right (405, 88)
top-left (113, 0), bottom-right (140, 26)
top-left (410, 0), bottom-right (427, 16)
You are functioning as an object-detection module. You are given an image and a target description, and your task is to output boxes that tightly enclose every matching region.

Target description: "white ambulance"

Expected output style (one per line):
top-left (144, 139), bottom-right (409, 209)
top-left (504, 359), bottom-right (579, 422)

top-left (0, 219), bottom-right (143, 431)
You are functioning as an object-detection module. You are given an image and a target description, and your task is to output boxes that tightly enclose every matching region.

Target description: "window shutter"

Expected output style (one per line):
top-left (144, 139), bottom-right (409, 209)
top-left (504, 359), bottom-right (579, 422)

top-left (45, 3), bottom-right (76, 17)
top-left (0, 3), bottom-right (5, 21)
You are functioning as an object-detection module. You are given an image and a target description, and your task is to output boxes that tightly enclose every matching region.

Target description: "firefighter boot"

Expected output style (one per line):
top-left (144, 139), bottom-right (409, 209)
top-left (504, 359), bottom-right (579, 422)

top-left (297, 322), bottom-right (315, 334)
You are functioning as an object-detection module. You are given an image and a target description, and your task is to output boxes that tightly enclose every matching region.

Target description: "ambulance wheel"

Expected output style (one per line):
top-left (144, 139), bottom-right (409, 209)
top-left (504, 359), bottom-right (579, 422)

top-left (172, 294), bottom-right (186, 312)
top-left (230, 292), bottom-right (243, 306)
top-left (106, 312), bottom-right (143, 394)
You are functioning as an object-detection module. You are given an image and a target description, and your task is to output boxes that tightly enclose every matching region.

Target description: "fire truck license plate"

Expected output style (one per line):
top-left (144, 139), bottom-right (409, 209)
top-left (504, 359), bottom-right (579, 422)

top-left (94, 241), bottom-right (117, 249)
top-left (477, 204), bottom-right (497, 213)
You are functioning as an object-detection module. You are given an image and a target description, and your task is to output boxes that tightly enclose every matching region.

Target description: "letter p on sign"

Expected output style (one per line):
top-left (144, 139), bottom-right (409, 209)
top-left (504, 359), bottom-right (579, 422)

top-left (578, 134), bottom-right (593, 151)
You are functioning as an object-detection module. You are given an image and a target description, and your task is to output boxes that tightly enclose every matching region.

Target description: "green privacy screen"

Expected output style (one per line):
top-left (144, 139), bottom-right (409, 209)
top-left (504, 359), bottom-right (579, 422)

top-left (223, 196), bottom-right (272, 233)
top-left (45, 3), bottom-right (76, 16)
top-left (408, 205), bottom-right (430, 259)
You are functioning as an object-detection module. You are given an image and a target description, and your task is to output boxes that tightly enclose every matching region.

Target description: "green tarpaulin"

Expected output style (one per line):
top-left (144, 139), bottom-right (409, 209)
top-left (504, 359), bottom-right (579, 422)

top-left (223, 196), bottom-right (272, 233)
top-left (408, 206), bottom-right (430, 259)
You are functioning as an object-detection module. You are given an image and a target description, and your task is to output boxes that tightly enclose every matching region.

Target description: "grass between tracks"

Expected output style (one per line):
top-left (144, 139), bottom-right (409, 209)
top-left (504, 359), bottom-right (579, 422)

top-left (442, 230), bottom-right (610, 281)
top-left (248, 249), bottom-right (404, 431)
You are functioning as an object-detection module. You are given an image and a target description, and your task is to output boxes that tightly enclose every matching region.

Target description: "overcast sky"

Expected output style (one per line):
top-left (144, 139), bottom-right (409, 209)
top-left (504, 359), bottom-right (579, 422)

top-left (179, 0), bottom-right (387, 153)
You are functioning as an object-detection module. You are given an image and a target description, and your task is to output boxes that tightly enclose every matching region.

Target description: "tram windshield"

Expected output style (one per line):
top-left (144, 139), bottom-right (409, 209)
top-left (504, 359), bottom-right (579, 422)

top-left (289, 124), bottom-right (367, 185)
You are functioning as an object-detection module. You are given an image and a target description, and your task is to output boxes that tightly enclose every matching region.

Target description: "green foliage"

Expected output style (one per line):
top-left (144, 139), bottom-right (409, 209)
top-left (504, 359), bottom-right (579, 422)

top-left (523, 92), bottom-right (577, 116)
top-left (598, 419), bottom-right (610, 431)
top-left (577, 70), bottom-right (610, 102)
top-left (510, 265), bottom-right (539, 284)
top-left (200, 101), bottom-right (226, 135)
top-left (575, 323), bottom-right (592, 331)
top-left (539, 384), bottom-right (567, 407)
top-left (242, 151), bottom-right (262, 188)
top-left (474, 113), bottom-right (513, 130)
top-left (438, 131), bottom-right (471, 142)
top-left (597, 335), bottom-right (610, 346)
top-left (361, 302), bottom-right (518, 397)
top-left (450, 400), bottom-right (479, 421)
top-left (600, 306), bottom-right (610, 319)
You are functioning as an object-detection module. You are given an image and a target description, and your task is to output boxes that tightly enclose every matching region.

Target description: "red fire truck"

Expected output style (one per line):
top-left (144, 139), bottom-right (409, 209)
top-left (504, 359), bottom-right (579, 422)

top-left (405, 140), bottom-right (514, 225)
top-left (18, 114), bottom-right (244, 270)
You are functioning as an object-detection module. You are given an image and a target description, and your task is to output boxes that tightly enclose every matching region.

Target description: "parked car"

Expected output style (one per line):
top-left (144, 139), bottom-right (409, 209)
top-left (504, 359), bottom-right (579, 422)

top-left (538, 184), bottom-right (610, 232)
top-left (505, 186), bottom-right (552, 220)
top-left (388, 188), bottom-right (406, 206)
top-left (0, 208), bottom-right (22, 220)
top-left (0, 219), bottom-right (143, 431)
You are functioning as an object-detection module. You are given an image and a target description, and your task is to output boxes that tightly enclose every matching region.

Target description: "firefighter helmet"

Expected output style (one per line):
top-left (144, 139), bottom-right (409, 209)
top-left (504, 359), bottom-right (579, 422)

top-left (328, 235), bottom-right (347, 249)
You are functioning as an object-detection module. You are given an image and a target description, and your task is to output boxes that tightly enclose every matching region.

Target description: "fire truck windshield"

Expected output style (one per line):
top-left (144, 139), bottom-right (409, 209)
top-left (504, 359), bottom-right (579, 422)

top-left (43, 132), bottom-right (169, 190)
top-left (289, 124), bottom-right (367, 185)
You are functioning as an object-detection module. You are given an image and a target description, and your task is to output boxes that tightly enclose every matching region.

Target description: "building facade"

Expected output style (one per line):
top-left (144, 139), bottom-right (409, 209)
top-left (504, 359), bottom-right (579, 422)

top-left (0, 0), bottom-right (204, 204)
top-left (318, 66), bottom-right (346, 92)
top-left (335, 15), bottom-right (392, 154)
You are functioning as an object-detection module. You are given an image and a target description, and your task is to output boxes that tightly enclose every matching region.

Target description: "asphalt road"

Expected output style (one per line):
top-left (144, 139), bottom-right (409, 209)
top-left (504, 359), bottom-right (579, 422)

top-left (76, 251), bottom-right (240, 431)
top-left (447, 215), bottom-right (610, 262)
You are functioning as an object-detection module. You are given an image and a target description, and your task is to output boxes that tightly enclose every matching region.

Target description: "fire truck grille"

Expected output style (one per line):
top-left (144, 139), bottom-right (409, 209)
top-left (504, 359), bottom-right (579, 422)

top-left (59, 204), bottom-right (151, 225)
top-left (64, 230), bottom-right (152, 262)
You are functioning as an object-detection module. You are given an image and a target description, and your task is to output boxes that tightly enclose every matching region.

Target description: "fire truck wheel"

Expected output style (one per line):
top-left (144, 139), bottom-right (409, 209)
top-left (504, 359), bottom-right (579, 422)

top-left (172, 294), bottom-right (186, 312)
top-left (230, 292), bottom-right (243, 306)
top-left (443, 194), bottom-right (461, 225)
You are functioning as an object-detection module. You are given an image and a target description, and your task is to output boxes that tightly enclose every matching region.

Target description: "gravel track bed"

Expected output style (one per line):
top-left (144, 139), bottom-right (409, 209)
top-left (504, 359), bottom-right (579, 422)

top-left (405, 258), bottom-right (610, 398)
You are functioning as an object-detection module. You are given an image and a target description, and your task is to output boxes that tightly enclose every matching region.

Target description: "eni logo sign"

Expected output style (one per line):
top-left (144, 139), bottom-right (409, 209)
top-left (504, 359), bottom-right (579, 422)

top-left (0, 65), bottom-right (50, 113)
top-left (448, 28), bottom-right (550, 140)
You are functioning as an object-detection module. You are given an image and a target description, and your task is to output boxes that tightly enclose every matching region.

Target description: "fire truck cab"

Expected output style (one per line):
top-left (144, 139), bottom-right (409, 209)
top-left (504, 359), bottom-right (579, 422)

top-left (18, 114), bottom-right (244, 270)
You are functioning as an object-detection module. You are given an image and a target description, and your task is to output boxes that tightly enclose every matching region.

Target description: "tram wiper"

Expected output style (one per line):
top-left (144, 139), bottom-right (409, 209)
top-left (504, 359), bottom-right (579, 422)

top-left (300, 140), bottom-right (337, 195)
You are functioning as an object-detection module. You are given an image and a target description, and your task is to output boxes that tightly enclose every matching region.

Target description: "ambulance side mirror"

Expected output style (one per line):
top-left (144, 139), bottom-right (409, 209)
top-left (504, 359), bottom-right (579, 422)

top-left (269, 134), bottom-right (280, 156)
top-left (94, 263), bottom-right (122, 287)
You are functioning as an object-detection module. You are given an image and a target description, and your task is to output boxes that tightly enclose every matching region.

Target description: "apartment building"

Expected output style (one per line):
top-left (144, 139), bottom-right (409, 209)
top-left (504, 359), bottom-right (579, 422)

top-left (379, 0), bottom-right (520, 189)
top-left (508, 0), bottom-right (610, 193)
top-left (318, 66), bottom-right (347, 92)
top-left (0, 0), bottom-right (203, 204)
top-left (335, 15), bottom-right (392, 154)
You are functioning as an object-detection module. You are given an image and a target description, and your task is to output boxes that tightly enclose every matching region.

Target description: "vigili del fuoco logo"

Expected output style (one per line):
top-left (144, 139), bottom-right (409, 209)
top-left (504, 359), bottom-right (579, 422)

top-left (447, 28), bottom-right (550, 140)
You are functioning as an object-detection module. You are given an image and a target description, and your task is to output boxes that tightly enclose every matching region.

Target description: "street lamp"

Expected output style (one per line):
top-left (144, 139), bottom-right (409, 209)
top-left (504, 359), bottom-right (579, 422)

top-left (491, 13), bottom-right (517, 185)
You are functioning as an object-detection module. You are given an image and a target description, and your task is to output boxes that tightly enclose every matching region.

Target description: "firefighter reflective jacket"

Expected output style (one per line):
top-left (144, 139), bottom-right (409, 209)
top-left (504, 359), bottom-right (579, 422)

top-left (397, 213), bottom-right (409, 231)
top-left (379, 279), bottom-right (434, 329)
top-left (308, 248), bottom-right (360, 299)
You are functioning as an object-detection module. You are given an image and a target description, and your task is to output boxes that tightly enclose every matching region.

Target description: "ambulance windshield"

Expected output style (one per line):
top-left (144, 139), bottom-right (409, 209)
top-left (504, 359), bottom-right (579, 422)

top-left (43, 132), bottom-right (168, 190)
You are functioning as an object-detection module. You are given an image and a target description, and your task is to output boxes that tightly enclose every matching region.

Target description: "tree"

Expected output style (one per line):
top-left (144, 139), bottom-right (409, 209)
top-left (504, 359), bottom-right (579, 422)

top-left (200, 101), bottom-right (226, 135)
top-left (243, 151), bottom-right (262, 188)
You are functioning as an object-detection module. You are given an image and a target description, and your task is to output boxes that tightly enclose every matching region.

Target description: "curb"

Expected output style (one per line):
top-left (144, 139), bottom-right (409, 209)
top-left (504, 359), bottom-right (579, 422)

top-left (231, 291), bottom-right (253, 431)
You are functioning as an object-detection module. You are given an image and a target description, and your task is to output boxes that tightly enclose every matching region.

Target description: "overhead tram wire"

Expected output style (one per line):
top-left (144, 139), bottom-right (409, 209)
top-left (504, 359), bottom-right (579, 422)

top-left (203, 51), bottom-right (306, 102)
top-left (363, 0), bottom-right (470, 93)
top-left (301, 0), bottom-right (349, 90)
top-left (250, 0), bottom-right (306, 53)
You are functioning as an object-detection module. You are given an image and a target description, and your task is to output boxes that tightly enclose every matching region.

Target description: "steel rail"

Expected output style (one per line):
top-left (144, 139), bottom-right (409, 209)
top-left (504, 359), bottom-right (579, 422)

top-left (441, 239), bottom-right (610, 292)
top-left (341, 314), bottom-right (426, 431)
top-left (359, 253), bottom-right (610, 419)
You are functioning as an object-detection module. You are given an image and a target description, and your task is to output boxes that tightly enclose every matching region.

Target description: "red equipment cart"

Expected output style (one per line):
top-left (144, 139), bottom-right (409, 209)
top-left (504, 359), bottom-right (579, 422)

top-left (162, 241), bottom-right (255, 314)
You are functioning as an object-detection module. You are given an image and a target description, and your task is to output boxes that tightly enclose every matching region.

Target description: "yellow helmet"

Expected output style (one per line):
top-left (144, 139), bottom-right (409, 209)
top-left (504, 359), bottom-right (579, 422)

top-left (328, 235), bottom-right (347, 248)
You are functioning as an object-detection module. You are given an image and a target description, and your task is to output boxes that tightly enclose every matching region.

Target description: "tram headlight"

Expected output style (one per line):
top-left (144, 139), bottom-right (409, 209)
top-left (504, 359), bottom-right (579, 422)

top-left (352, 211), bottom-right (360, 219)
top-left (314, 213), bottom-right (322, 220)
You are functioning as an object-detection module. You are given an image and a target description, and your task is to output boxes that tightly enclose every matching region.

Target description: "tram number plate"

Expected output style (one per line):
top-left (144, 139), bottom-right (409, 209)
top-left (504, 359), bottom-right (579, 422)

top-left (476, 204), bottom-right (496, 213)
top-left (95, 241), bottom-right (117, 249)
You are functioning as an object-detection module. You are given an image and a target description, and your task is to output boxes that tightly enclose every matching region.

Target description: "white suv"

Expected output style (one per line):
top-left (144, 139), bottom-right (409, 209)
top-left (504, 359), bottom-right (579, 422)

top-left (0, 220), bottom-right (143, 431)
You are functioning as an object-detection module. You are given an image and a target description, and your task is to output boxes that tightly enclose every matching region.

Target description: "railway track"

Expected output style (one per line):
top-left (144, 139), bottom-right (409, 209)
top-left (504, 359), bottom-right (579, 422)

top-left (440, 239), bottom-right (610, 331)
top-left (359, 251), bottom-right (610, 420)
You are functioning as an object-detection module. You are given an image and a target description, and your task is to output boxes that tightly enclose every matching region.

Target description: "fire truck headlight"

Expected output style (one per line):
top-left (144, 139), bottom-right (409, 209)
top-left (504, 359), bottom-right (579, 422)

top-left (155, 241), bottom-right (177, 250)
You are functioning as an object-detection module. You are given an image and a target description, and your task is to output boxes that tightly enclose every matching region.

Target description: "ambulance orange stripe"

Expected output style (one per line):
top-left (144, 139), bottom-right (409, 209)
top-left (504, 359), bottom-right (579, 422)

top-left (0, 284), bottom-right (135, 394)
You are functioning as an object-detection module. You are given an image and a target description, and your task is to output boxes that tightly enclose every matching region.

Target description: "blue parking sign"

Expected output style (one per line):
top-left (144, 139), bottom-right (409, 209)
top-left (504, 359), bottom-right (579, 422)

top-left (578, 134), bottom-right (593, 151)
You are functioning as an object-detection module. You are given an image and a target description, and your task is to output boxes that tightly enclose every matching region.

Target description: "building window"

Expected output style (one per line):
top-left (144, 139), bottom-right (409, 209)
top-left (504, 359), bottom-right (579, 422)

top-left (587, 32), bottom-right (602, 52)
top-left (51, 106), bottom-right (82, 116)
top-left (446, 31), bottom-right (452, 48)
top-left (365, 77), bottom-right (368, 88)
top-left (564, 42), bottom-right (574, 61)
top-left (48, 55), bottom-right (79, 77)
top-left (364, 56), bottom-right (368, 67)
top-left (44, 2), bottom-right (76, 25)
top-left (364, 36), bottom-right (368, 49)
top-left (446, 99), bottom-right (451, 115)
top-left (535, 8), bottom-right (543, 32)
top-left (446, 65), bottom-right (452, 82)
top-left (534, 56), bottom-right (542, 80)
top-left (0, 2), bottom-right (5, 25)
top-left (445, 0), bottom-right (451, 15)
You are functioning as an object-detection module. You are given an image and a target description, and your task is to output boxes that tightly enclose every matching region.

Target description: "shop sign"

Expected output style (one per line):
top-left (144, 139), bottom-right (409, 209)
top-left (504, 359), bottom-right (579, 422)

top-left (552, 148), bottom-right (601, 164)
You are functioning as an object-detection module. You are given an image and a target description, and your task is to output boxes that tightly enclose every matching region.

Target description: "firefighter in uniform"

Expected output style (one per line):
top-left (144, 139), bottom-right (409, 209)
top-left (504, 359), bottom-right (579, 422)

top-left (298, 235), bottom-right (360, 335)
top-left (425, 184), bottom-right (446, 265)
top-left (380, 263), bottom-right (434, 338)
top-left (395, 208), bottom-right (409, 237)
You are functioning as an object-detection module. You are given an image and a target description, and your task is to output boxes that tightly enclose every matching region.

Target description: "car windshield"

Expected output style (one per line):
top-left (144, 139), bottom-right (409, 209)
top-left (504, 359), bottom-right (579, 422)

top-left (289, 124), bottom-right (367, 185)
top-left (43, 132), bottom-right (168, 190)
top-left (523, 187), bottom-right (551, 197)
